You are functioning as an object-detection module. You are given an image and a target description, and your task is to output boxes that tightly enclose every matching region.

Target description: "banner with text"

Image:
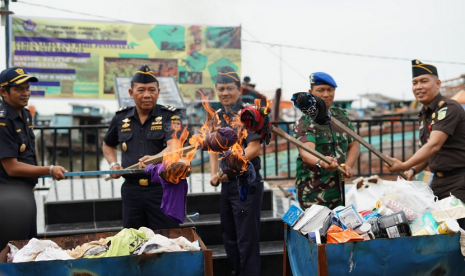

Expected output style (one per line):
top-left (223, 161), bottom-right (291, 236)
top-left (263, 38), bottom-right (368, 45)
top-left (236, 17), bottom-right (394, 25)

top-left (9, 16), bottom-right (241, 100)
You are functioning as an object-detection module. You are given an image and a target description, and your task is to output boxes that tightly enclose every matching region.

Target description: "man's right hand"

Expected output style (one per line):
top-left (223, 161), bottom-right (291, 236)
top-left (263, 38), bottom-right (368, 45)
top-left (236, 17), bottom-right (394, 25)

top-left (52, 166), bottom-right (68, 180)
top-left (110, 164), bottom-right (123, 179)
top-left (321, 156), bottom-right (339, 172)
top-left (404, 169), bottom-right (415, 181)
top-left (210, 173), bottom-right (227, 186)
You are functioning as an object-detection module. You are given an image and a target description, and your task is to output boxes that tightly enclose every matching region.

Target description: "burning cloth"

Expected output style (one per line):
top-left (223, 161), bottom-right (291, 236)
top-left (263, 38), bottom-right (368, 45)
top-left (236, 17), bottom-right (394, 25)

top-left (145, 163), bottom-right (188, 223)
top-left (220, 149), bottom-right (256, 201)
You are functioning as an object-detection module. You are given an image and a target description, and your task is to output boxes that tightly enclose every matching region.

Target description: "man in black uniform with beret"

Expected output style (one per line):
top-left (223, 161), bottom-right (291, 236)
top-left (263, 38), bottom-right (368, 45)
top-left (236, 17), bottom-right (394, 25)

top-left (0, 67), bottom-right (67, 250)
top-left (387, 60), bottom-right (465, 227)
top-left (103, 65), bottom-right (181, 230)
top-left (209, 66), bottom-right (264, 276)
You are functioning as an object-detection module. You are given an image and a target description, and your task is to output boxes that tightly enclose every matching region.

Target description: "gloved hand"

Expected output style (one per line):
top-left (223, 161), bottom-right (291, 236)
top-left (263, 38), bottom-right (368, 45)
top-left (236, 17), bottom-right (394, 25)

top-left (240, 106), bottom-right (272, 145)
top-left (291, 92), bottom-right (332, 125)
top-left (219, 149), bottom-right (248, 179)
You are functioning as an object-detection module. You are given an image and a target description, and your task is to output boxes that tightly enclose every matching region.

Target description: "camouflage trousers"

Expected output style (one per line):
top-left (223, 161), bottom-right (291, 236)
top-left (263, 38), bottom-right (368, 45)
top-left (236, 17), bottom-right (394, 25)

top-left (296, 174), bottom-right (343, 210)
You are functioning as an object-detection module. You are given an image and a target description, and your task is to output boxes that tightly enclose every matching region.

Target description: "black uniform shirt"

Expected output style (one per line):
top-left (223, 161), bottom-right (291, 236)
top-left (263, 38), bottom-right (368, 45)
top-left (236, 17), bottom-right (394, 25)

top-left (0, 101), bottom-right (37, 186)
top-left (419, 93), bottom-right (465, 172)
top-left (214, 99), bottom-right (262, 171)
top-left (103, 105), bottom-right (182, 179)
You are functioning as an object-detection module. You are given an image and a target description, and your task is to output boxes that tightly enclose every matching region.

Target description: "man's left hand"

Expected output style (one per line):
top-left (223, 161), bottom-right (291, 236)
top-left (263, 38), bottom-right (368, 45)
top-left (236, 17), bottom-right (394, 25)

top-left (384, 155), bottom-right (406, 173)
top-left (344, 165), bottom-right (353, 178)
top-left (138, 155), bottom-right (154, 168)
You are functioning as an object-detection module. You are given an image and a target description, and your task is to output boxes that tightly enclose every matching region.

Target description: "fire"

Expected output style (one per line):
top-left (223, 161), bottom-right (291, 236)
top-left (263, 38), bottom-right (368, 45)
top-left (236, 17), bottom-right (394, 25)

top-left (161, 90), bottom-right (254, 183)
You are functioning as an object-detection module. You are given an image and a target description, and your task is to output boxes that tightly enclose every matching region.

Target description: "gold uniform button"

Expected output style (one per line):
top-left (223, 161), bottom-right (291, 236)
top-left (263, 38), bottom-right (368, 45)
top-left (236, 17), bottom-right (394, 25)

top-left (122, 142), bottom-right (127, 152)
top-left (20, 143), bottom-right (26, 153)
top-left (139, 179), bottom-right (148, 186)
top-left (437, 172), bottom-right (443, 178)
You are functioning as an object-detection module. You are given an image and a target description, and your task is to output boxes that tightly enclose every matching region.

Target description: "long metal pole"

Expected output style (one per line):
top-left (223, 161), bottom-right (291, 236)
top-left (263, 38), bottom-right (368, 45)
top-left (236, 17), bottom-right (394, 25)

top-left (5, 0), bottom-right (10, 68)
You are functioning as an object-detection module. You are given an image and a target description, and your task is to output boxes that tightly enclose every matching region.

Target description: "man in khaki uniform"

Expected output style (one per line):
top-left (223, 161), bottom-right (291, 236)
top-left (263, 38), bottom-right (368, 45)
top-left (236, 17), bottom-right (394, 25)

top-left (387, 59), bottom-right (465, 227)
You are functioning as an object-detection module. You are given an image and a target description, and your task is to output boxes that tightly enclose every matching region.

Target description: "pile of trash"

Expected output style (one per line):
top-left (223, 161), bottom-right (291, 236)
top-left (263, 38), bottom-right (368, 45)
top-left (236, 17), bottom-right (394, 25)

top-left (283, 177), bottom-right (465, 248)
top-left (6, 227), bottom-right (201, 263)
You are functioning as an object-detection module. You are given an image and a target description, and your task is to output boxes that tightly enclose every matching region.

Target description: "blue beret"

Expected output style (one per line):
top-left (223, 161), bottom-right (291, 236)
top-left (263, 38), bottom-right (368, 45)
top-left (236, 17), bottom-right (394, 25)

top-left (309, 72), bottom-right (337, 88)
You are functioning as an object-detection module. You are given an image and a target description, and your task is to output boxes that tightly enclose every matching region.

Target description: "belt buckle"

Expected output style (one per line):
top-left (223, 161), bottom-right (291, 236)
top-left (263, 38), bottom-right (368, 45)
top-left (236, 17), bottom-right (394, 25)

top-left (139, 179), bottom-right (148, 186)
top-left (437, 172), bottom-right (443, 178)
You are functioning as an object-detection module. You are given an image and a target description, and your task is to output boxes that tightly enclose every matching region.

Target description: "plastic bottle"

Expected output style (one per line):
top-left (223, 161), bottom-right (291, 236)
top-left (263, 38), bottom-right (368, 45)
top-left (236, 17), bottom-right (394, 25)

top-left (377, 206), bottom-right (394, 216)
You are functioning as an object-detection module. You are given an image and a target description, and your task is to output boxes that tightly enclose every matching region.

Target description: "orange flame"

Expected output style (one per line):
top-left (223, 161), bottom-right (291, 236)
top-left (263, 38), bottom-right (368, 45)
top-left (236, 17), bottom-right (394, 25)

top-left (162, 90), bottom-right (255, 183)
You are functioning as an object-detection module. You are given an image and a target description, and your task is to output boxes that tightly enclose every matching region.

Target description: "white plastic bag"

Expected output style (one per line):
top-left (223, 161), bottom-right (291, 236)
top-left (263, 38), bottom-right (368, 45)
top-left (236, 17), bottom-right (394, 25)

top-left (381, 179), bottom-right (438, 221)
top-left (345, 178), bottom-right (401, 211)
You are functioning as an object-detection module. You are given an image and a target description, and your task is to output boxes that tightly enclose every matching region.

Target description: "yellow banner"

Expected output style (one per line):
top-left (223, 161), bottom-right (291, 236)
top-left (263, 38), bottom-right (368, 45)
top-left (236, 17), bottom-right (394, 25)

top-left (9, 16), bottom-right (241, 100)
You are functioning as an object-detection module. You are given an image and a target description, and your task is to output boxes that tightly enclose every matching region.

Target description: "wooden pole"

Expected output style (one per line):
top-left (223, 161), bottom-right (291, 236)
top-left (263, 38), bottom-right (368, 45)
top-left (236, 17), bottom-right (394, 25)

top-left (271, 126), bottom-right (347, 175)
top-left (104, 145), bottom-right (196, 181)
top-left (330, 118), bottom-right (407, 179)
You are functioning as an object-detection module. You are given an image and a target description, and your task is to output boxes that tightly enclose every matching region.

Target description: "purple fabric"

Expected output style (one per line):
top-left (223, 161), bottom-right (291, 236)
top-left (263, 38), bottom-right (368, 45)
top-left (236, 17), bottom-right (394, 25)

top-left (145, 163), bottom-right (188, 224)
top-left (201, 127), bottom-right (238, 152)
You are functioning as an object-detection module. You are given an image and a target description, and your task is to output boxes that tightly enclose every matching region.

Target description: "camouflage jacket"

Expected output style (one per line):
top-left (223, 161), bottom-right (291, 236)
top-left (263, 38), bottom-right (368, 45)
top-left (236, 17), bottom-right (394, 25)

top-left (293, 107), bottom-right (355, 209)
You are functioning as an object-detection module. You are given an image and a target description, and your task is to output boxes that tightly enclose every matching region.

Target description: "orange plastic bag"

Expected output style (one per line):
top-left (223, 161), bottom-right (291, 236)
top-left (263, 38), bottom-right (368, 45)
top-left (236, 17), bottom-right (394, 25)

top-left (326, 225), bottom-right (365, 244)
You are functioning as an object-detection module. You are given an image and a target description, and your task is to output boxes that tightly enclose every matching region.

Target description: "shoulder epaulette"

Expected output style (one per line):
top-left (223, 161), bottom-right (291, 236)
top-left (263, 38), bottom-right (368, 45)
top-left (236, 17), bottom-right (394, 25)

top-left (116, 106), bottom-right (129, 114)
top-left (161, 105), bottom-right (177, 112)
top-left (0, 109), bottom-right (6, 118)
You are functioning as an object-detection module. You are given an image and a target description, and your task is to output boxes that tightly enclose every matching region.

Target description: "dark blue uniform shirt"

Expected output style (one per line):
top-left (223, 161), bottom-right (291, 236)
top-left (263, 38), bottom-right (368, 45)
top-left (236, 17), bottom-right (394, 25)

top-left (103, 105), bottom-right (181, 180)
top-left (0, 101), bottom-right (37, 187)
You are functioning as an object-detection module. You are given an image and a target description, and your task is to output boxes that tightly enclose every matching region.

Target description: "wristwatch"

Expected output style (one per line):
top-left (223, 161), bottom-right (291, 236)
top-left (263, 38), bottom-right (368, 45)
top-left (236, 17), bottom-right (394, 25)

top-left (316, 160), bottom-right (323, 171)
top-left (109, 162), bottom-right (120, 170)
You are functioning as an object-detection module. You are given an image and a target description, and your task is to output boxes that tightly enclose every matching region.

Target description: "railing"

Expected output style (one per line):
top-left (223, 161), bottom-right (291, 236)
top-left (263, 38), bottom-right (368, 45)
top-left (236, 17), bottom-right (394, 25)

top-left (35, 119), bottom-right (420, 187)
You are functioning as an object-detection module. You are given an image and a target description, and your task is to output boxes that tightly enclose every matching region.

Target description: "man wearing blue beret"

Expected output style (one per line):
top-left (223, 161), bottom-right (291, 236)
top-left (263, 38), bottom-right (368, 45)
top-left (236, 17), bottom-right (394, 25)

top-left (293, 72), bottom-right (359, 209)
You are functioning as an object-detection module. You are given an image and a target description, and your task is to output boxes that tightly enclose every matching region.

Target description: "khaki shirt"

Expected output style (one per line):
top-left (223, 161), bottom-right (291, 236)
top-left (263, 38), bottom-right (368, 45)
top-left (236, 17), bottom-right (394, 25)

top-left (419, 93), bottom-right (465, 172)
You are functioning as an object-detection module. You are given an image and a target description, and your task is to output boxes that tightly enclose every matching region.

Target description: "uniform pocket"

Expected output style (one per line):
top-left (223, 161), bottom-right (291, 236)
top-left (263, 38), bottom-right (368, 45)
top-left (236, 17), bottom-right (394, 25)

top-left (118, 132), bottom-right (133, 152)
top-left (147, 130), bottom-right (166, 152)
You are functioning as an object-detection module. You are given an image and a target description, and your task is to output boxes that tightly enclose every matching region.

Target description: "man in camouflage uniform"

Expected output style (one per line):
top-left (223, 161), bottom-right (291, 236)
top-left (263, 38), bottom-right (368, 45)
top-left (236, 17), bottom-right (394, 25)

top-left (293, 72), bottom-right (359, 210)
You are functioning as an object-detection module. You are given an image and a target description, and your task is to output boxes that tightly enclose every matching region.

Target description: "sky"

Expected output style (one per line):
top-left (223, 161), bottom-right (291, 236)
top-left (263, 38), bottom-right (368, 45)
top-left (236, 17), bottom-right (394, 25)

top-left (1, 0), bottom-right (464, 114)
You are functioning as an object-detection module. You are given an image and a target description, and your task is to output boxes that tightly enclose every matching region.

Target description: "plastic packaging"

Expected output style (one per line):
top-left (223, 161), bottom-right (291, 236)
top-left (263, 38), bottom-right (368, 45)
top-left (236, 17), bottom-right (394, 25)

top-left (355, 223), bottom-right (375, 240)
top-left (326, 225), bottom-right (365, 244)
top-left (379, 197), bottom-right (417, 221)
top-left (409, 212), bottom-right (438, 234)
top-left (368, 211), bottom-right (412, 238)
top-left (336, 204), bottom-right (364, 230)
top-left (438, 218), bottom-right (460, 234)
top-left (381, 180), bottom-right (439, 221)
top-left (379, 211), bottom-right (412, 238)
top-left (413, 227), bottom-right (436, 236)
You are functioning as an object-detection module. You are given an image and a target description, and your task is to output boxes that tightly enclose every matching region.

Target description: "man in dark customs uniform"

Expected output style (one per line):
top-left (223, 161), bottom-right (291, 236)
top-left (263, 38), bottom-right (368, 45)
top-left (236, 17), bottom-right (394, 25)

top-left (103, 65), bottom-right (182, 231)
top-left (0, 67), bottom-right (67, 250)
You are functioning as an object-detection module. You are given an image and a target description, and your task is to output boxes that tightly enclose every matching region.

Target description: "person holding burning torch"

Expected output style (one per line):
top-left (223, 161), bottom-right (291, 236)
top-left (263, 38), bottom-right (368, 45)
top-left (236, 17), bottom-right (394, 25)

top-left (103, 65), bottom-right (182, 231)
top-left (292, 72), bottom-right (359, 210)
top-left (209, 66), bottom-right (264, 276)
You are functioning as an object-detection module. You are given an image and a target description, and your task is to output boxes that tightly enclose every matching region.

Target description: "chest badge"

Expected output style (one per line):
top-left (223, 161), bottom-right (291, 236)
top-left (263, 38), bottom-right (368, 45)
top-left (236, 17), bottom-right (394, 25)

top-left (122, 118), bottom-right (131, 128)
top-left (20, 143), bottom-right (26, 153)
top-left (122, 142), bottom-right (128, 152)
top-left (153, 116), bottom-right (163, 125)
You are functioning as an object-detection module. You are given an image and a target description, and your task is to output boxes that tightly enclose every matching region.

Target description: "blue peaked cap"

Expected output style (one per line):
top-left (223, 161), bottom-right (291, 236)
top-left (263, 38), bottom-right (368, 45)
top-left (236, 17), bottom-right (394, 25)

top-left (309, 72), bottom-right (337, 88)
